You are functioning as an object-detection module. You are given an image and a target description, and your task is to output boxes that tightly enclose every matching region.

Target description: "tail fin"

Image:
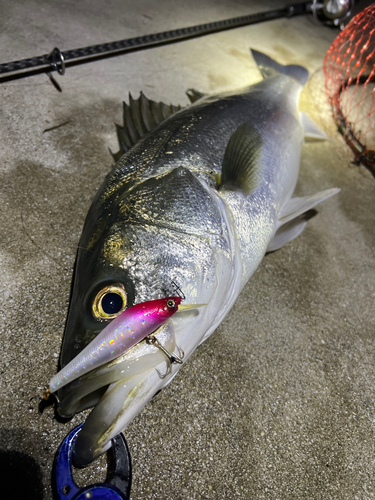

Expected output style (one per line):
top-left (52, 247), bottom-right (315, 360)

top-left (251, 49), bottom-right (309, 86)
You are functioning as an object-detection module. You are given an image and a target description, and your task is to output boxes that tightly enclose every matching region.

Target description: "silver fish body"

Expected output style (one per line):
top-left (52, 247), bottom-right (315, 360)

top-left (57, 50), bottom-right (339, 465)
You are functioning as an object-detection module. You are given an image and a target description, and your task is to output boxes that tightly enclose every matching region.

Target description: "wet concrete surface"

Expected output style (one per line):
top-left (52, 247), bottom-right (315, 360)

top-left (1, 1), bottom-right (374, 499)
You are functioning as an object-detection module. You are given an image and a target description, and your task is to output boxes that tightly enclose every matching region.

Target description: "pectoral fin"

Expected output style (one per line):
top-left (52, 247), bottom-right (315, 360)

top-left (267, 188), bottom-right (340, 252)
top-left (220, 124), bottom-right (264, 196)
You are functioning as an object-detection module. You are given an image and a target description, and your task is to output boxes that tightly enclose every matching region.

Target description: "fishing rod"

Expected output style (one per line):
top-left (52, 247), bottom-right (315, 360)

top-left (0, 2), bottom-right (320, 91)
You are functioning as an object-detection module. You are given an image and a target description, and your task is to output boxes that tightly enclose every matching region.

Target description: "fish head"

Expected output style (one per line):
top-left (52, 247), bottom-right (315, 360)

top-left (57, 211), bottom-right (187, 460)
top-left (60, 235), bottom-right (177, 365)
top-left (56, 166), bottom-right (230, 465)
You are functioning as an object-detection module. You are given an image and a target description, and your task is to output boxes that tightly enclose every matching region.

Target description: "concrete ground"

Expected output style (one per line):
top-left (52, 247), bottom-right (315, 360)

top-left (1, 1), bottom-right (374, 499)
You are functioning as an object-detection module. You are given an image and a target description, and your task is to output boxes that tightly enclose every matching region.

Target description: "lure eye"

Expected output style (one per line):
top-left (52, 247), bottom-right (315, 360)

top-left (92, 283), bottom-right (127, 320)
top-left (167, 299), bottom-right (176, 308)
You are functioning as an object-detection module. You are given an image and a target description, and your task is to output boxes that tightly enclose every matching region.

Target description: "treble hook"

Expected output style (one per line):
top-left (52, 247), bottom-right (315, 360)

top-left (146, 336), bottom-right (184, 379)
top-left (171, 280), bottom-right (185, 301)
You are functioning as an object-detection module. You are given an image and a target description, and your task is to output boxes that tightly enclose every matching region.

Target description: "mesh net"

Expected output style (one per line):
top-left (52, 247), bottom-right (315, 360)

top-left (323, 5), bottom-right (375, 174)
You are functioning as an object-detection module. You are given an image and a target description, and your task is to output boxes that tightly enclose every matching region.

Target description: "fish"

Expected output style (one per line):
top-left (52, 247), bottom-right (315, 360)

top-left (55, 49), bottom-right (339, 466)
top-left (47, 296), bottom-right (181, 393)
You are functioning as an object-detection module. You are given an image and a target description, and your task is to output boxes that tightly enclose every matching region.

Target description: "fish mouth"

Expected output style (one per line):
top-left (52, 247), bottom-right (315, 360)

top-left (57, 309), bottom-right (200, 466)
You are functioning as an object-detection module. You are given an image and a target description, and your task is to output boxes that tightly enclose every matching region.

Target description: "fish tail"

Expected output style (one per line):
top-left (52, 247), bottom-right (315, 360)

top-left (250, 49), bottom-right (309, 86)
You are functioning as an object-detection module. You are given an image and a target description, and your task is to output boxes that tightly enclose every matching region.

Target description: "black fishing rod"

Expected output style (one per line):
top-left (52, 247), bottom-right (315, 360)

top-left (0, 2), bottom-right (314, 90)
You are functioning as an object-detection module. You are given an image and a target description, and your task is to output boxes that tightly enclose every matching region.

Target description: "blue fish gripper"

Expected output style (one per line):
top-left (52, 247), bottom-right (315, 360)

top-left (52, 424), bottom-right (132, 500)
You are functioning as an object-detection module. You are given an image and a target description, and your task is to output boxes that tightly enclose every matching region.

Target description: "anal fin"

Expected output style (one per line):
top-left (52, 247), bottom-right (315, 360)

top-left (300, 112), bottom-right (331, 140)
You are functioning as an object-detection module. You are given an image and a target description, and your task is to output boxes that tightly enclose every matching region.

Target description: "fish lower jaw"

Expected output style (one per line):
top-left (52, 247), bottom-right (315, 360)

top-left (57, 344), bottom-right (177, 418)
top-left (61, 267), bottom-right (237, 463)
top-left (72, 368), bottom-right (168, 465)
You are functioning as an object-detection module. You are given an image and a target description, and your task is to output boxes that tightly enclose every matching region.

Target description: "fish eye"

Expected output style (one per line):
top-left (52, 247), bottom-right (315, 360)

top-left (92, 283), bottom-right (127, 319)
top-left (167, 299), bottom-right (175, 308)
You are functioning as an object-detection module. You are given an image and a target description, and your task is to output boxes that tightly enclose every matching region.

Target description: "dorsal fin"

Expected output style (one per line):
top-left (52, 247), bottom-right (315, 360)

top-left (112, 92), bottom-right (183, 162)
top-left (220, 124), bottom-right (263, 196)
top-left (186, 88), bottom-right (207, 103)
top-left (251, 49), bottom-right (309, 87)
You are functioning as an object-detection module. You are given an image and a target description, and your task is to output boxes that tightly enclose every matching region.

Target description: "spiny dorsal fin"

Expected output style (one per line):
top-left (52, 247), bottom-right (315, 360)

top-left (112, 92), bottom-right (183, 162)
top-left (220, 124), bottom-right (263, 196)
top-left (186, 88), bottom-right (207, 103)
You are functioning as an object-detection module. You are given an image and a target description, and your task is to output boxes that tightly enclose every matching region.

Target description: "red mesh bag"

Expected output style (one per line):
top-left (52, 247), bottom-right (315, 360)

top-left (323, 5), bottom-right (375, 175)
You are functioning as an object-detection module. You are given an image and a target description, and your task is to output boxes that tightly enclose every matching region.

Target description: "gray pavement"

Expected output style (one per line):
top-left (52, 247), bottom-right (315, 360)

top-left (0, 1), bottom-right (374, 498)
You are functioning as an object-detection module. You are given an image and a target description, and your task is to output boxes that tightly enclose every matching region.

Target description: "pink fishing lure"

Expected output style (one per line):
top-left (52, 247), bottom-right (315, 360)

top-left (48, 296), bottom-right (181, 393)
